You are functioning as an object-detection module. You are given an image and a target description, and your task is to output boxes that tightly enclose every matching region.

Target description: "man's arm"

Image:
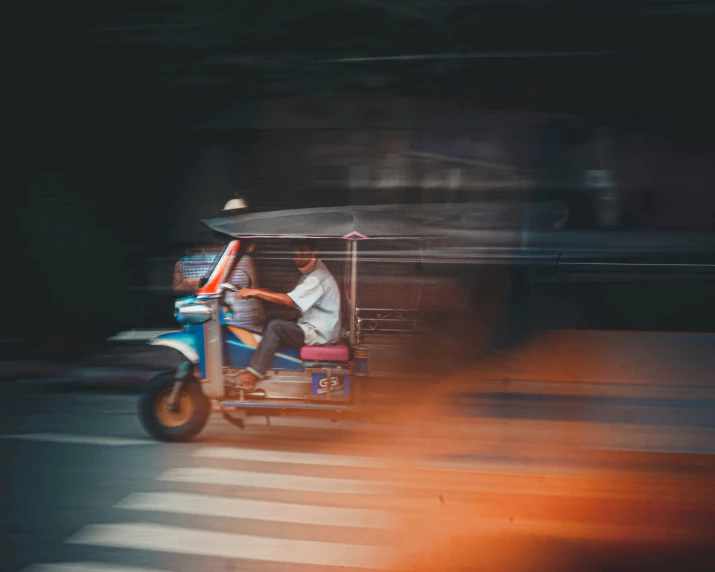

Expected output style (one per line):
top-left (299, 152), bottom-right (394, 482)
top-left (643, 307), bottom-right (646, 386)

top-left (173, 262), bottom-right (183, 291)
top-left (236, 288), bottom-right (295, 308)
top-left (173, 262), bottom-right (200, 294)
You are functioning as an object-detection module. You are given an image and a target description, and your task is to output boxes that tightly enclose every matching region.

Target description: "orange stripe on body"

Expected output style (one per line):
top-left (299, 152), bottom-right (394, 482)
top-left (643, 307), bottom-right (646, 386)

top-left (228, 326), bottom-right (258, 348)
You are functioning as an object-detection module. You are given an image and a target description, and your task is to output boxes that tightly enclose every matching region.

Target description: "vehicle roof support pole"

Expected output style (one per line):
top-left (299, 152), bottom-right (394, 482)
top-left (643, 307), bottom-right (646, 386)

top-left (349, 240), bottom-right (358, 348)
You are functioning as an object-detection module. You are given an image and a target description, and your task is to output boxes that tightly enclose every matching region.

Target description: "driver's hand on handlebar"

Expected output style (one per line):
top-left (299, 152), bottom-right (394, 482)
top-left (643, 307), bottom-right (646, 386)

top-left (235, 287), bottom-right (259, 299)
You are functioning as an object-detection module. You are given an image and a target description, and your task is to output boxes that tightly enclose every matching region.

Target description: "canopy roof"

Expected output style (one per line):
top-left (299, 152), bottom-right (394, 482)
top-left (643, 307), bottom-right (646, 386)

top-left (202, 202), bottom-right (564, 240)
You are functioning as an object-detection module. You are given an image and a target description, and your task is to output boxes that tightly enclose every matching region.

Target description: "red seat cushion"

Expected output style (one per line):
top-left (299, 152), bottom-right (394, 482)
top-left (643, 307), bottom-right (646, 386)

top-left (300, 345), bottom-right (350, 362)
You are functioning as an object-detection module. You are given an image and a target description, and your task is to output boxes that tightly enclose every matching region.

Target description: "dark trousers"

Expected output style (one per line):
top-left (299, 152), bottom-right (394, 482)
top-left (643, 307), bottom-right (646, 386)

top-left (248, 319), bottom-right (305, 376)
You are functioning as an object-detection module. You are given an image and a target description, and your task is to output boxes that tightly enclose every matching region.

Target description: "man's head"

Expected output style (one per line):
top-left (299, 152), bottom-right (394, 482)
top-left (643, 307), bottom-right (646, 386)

top-left (290, 238), bottom-right (318, 272)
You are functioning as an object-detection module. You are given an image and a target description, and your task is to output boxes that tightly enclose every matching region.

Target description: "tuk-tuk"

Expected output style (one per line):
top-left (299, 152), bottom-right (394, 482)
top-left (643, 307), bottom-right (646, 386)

top-left (138, 202), bottom-right (562, 442)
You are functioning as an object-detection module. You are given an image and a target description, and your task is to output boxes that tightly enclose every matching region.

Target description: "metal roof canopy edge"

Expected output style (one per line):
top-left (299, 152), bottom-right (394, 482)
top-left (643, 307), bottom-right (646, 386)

top-left (201, 202), bottom-right (542, 241)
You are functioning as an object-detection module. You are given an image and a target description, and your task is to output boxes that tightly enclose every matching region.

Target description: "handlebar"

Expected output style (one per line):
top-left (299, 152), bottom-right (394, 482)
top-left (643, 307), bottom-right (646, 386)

top-left (219, 283), bottom-right (241, 293)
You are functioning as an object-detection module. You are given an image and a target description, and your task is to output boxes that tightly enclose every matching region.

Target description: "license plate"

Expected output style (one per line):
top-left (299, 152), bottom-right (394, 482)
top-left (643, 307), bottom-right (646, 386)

top-left (311, 373), bottom-right (351, 396)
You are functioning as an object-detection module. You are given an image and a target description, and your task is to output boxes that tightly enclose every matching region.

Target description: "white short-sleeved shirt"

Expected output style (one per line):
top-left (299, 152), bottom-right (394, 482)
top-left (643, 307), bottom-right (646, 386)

top-left (287, 260), bottom-right (341, 346)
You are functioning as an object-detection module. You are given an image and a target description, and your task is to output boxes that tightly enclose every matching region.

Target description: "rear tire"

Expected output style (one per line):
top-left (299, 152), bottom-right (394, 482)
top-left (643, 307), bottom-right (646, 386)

top-left (139, 371), bottom-right (210, 442)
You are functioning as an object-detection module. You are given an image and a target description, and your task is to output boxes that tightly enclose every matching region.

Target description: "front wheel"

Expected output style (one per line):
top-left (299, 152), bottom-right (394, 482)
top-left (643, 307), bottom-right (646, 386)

top-left (139, 371), bottom-right (210, 442)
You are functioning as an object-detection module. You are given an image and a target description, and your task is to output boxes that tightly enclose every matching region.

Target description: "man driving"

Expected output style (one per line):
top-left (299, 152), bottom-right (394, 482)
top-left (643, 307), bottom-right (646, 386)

top-left (234, 239), bottom-right (341, 390)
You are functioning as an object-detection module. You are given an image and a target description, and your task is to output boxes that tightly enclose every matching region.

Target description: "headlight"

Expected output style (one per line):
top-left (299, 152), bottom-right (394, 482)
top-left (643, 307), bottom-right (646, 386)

top-left (176, 303), bottom-right (212, 325)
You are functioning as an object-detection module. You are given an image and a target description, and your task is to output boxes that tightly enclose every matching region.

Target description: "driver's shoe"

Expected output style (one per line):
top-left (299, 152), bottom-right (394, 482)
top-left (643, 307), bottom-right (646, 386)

top-left (238, 370), bottom-right (260, 390)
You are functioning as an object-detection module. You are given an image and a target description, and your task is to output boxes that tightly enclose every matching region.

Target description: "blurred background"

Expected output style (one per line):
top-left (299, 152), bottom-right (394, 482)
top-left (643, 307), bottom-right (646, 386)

top-left (5, 1), bottom-right (715, 571)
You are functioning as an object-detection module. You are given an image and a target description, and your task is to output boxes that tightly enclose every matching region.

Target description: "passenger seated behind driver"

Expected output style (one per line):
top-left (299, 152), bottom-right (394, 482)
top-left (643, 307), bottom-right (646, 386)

top-left (234, 238), bottom-right (341, 390)
top-left (224, 241), bottom-right (265, 333)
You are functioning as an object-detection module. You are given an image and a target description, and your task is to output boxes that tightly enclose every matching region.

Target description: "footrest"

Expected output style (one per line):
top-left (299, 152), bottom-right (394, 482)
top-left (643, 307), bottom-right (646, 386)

top-left (219, 401), bottom-right (351, 411)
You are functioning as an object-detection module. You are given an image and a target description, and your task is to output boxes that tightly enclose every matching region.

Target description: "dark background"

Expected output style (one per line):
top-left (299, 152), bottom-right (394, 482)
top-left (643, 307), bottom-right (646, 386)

top-left (11, 1), bottom-right (715, 360)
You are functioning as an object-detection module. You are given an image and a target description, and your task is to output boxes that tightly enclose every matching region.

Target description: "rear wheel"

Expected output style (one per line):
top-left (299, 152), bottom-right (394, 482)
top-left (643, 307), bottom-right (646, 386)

top-left (139, 371), bottom-right (210, 442)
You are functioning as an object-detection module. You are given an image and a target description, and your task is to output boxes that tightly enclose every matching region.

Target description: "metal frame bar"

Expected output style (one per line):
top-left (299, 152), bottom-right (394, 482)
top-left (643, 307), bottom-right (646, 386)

top-left (219, 401), bottom-right (351, 411)
top-left (348, 240), bottom-right (358, 348)
top-left (202, 299), bottom-right (225, 399)
top-left (200, 241), bottom-right (241, 400)
top-left (355, 307), bottom-right (426, 341)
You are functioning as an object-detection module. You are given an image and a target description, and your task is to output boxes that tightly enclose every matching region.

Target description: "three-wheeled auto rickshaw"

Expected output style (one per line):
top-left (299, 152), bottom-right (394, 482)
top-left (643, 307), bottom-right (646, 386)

top-left (138, 202), bottom-right (563, 441)
top-left (138, 205), bottom-right (420, 441)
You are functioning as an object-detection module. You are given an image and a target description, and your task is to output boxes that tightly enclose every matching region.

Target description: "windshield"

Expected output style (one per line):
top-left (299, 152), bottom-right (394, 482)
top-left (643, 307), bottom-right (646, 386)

top-left (197, 242), bottom-right (230, 286)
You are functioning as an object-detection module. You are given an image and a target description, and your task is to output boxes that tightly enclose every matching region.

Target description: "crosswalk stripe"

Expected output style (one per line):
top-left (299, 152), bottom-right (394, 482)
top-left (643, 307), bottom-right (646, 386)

top-left (192, 445), bottom-right (592, 478)
top-left (157, 467), bottom-right (394, 495)
top-left (193, 446), bottom-right (398, 468)
top-left (22, 563), bottom-right (169, 572)
top-left (0, 433), bottom-right (156, 447)
top-left (66, 522), bottom-right (393, 569)
top-left (160, 459), bottom-right (708, 503)
top-left (115, 491), bottom-right (398, 529)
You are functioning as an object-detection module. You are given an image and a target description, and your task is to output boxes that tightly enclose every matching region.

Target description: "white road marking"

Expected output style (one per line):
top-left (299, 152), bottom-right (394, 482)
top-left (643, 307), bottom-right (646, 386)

top-left (193, 446), bottom-right (399, 468)
top-left (116, 491), bottom-right (397, 529)
top-left (158, 467), bottom-right (394, 495)
top-left (0, 433), bottom-right (156, 447)
top-left (192, 445), bottom-right (587, 477)
top-left (66, 522), bottom-right (393, 570)
top-left (23, 563), bottom-right (169, 572)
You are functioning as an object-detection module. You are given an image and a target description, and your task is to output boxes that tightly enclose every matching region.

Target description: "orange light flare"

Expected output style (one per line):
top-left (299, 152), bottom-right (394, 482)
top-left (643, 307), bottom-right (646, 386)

top-left (324, 360), bottom-right (715, 571)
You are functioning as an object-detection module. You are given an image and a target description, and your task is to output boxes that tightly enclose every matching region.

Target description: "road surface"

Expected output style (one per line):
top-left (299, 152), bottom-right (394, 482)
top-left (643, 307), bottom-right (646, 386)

top-left (2, 379), bottom-right (715, 572)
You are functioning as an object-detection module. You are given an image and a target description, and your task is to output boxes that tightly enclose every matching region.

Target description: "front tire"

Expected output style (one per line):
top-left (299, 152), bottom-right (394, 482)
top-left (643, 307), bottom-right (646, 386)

top-left (139, 371), bottom-right (210, 442)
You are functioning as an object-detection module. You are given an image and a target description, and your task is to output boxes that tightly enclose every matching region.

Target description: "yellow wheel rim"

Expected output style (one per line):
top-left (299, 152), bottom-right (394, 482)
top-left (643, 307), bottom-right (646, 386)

top-left (154, 388), bottom-right (195, 427)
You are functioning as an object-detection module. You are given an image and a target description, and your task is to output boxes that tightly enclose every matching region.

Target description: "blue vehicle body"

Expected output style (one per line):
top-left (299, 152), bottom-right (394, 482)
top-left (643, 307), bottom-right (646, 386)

top-left (149, 304), bottom-right (303, 380)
